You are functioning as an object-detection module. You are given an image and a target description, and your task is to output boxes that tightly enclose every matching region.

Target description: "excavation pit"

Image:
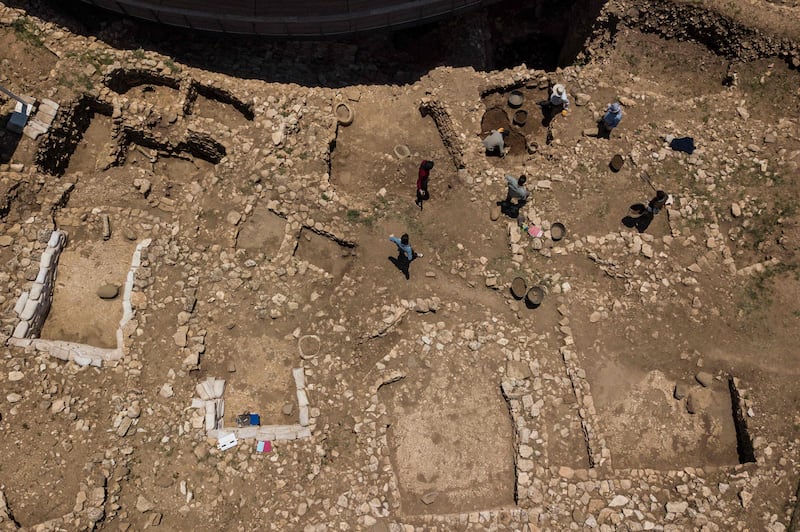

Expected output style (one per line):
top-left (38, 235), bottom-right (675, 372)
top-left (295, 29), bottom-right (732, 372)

top-left (592, 368), bottom-right (740, 469)
top-left (105, 68), bottom-right (182, 106)
top-left (293, 228), bottom-right (354, 278)
top-left (204, 335), bottom-right (299, 426)
top-left (236, 207), bottom-right (287, 257)
top-left (481, 85), bottom-right (549, 142)
top-left (480, 107), bottom-right (526, 158)
top-left (36, 96), bottom-right (115, 176)
top-left (38, 231), bottom-right (136, 348)
top-left (330, 91), bottom-right (453, 198)
top-left (187, 81), bottom-right (255, 123)
top-left (65, 113), bottom-right (115, 174)
top-left (380, 349), bottom-right (515, 516)
top-left (63, 141), bottom-right (214, 210)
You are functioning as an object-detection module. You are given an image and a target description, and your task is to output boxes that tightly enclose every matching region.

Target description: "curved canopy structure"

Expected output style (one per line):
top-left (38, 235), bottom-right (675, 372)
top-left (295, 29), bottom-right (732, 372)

top-left (79, 0), bottom-right (497, 37)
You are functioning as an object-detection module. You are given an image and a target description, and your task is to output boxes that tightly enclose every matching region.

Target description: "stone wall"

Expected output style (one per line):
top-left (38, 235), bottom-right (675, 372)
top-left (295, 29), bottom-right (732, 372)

top-left (192, 366), bottom-right (315, 443)
top-left (584, 0), bottom-right (800, 65)
top-left (8, 232), bottom-right (152, 367)
top-left (11, 229), bottom-right (66, 340)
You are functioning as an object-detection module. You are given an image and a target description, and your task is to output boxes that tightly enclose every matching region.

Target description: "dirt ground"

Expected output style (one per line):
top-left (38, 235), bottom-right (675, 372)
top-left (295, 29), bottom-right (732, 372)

top-left (0, 0), bottom-right (799, 530)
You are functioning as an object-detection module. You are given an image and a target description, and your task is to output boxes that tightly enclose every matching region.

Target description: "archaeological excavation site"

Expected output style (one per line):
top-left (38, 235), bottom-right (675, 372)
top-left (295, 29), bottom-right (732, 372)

top-left (0, 0), bottom-right (799, 530)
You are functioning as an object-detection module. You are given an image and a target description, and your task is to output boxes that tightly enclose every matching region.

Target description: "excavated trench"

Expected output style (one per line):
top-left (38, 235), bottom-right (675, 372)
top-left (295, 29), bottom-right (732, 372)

top-left (104, 68), bottom-right (181, 95)
top-left (35, 96), bottom-right (115, 176)
top-left (185, 81), bottom-right (255, 121)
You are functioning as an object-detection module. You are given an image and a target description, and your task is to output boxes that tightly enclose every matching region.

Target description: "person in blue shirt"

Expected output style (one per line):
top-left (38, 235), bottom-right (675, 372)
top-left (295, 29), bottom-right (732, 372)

top-left (389, 233), bottom-right (422, 280)
top-left (598, 102), bottom-right (623, 138)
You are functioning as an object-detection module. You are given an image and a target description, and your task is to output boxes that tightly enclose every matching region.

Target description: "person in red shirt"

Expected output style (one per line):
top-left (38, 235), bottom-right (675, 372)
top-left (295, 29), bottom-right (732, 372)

top-left (415, 160), bottom-right (434, 210)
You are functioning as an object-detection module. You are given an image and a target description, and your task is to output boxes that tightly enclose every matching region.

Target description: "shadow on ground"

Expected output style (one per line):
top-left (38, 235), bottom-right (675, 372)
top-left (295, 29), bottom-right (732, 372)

top-left (7, 0), bottom-right (606, 87)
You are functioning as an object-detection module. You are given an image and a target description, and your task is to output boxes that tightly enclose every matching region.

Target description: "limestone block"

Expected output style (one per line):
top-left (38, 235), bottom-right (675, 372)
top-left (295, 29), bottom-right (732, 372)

top-left (196, 383), bottom-right (211, 400)
top-left (14, 292), bottom-right (29, 315)
top-left (47, 231), bottom-right (63, 248)
top-left (212, 379), bottom-right (225, 398)
top-left (204, 403), bottom-right (217, 431)
top-left (40, 248), bottom-right (55, 268)
top-left (104, 348), bottom-right (123, 361)
top-left (256, 428), bottom-right (276, 440)
top-left (122, 301), bottom-right (133, 323)
top-left (50, 345), bottom-right (70, 361)
top-left (71, 354), bottom-right (93, 367)
top-left (131, 250), bottom-right (141, 268)
top-left (297, 389), bottom-right (309, 407)
top-left (35, 266), bottom-right (49, 284)
top-left (29, 282), bottom-right (43, 301)
top-left (296, 427), bottom-right (312, 439)
top-left (20, 299), bottom-right (39, 321)
top-left (299, 405), bottom-right (309, 426)
top-left (292, 367), bottom-right (305, 389)
top-left (201, 380), bottom-right (217, 399)
top-left (237, 427), bottom-right (258, 440)
top-left (273, 428), bottom-right (299, 441)
top-left (12, 320), bottom-right (29, 338)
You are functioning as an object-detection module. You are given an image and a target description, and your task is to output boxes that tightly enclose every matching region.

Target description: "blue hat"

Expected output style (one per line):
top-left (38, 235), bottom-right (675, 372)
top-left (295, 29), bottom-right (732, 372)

top-left (609, 102), bottom-right (622, 113)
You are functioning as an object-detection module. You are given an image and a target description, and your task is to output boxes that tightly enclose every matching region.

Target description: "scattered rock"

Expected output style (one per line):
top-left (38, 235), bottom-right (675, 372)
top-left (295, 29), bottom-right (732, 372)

top-left (739, 490), bottom-right (752, 509)
top-left (731, 203), bottom-right (742, 217)
top-left (695, 371), bottom-right (713, 387)
top-left (666, 501), bottom-right (688, 514)
top-left (420, 492), bottom-right (438, 505)
top-left (97, 284), bottom-right (120, 300)
top-left (686, 387), bottom-right (712, 414)
top-left (136, 495), bottom-right (154, 513)
top-left (736, 106), bottom-right (750, 120)
top-left (8, 371), bottom-right (23, 382)
top-left (227, 211), bottom-right (242, 225)
top-left (609, 495), bottom-right (629, 507)
top-left (159, 384), bottom-right (174, 399)
top-left (575, 93), bottom-right (591, 106)
top-left (674, 383), bottom-right (688, 400)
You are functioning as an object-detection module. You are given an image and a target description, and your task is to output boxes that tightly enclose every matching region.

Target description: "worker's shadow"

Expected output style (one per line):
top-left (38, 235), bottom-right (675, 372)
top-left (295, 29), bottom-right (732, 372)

top-left (498, 200), bottom-right (521, 219)
top-left (622, 204), bottom-right (654, 233)
top-left (388, 256), bottom-right (411, 280)
top-left (537, 101), bottom-right (555, 127)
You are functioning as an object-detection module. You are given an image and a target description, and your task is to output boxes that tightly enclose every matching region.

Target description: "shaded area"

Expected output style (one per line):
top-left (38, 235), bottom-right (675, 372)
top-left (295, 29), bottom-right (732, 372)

top-left (10, 0), bottom-right (604, 88)
top-left (104, 67), bottom-right (181, 94)
top-left (78, 0), bottom-right (499, 37)
top-left (187, 81), bottom-right (255, 121)
top-left (728, 377), bottom-right (756, 463)
top-left (35, 96), bottom-right (114, 176)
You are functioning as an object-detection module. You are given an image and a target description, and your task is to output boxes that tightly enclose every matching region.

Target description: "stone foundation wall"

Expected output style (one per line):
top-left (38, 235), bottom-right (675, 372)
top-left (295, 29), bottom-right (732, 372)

top-left (11, 229), bottom-right (66, 340)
